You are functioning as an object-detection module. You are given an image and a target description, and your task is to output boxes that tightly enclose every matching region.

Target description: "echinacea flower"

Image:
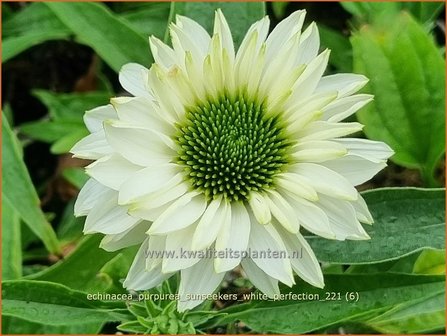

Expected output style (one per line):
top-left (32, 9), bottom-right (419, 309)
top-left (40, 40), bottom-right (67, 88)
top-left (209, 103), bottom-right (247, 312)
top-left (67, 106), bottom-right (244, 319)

top-left (71, 9), bottom-right (393, 311)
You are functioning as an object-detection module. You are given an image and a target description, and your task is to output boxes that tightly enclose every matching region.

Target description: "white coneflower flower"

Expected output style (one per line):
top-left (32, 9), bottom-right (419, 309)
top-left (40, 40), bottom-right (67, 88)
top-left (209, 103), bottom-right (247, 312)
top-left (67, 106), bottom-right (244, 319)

top-left (72, 10), bottom-right (393, 311)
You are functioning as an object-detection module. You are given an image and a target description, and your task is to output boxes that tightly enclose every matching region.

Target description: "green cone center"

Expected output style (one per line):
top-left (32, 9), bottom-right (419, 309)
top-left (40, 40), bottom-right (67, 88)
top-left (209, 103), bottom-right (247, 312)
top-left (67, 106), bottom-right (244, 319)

top-left (175, 94), bottom-right (291, 201)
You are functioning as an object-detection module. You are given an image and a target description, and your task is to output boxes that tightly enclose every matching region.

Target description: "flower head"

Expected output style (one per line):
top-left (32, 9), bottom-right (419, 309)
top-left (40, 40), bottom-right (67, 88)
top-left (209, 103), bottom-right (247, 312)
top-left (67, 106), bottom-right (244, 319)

top-left (72, 9), bottom-right (393, 311)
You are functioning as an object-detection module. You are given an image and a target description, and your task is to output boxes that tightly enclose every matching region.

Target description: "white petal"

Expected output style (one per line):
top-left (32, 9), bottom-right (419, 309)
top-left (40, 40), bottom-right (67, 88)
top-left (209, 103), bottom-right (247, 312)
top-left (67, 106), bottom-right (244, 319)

top-left (241, 257), bottom-right (280, 298)
top-left (145, 235), bottom-right (166, 271)
top-left (84, 189), bottom-right (141, 234)
top-left (276, 173), bottom-right (319, 201)
top-left (178, 258), bottom-right (225, 312)
top-left (297, 121), bottom-right (363, 141)
top-left (351, 194), bottom-right (374, 224)
top-left (111, 96), bottom-right (174, 134)
top-left (214, 202), bottom-right (250, 272)
top-left (128, 178), bottom-right (188, 220)
top-left (84, 104), bottom-right (117, 133)
top-left (289, 49), bottom-right (330, 104)
top-left (100, 221), bottom-right (151, 252)
top-left (282, 193), bottom-right (335, 239)
top-left (294, 22), bottom-right (320, 66)
top-left (123, 238), bottom-right (173, 290)
top-left (291, 140), bottom-right (347, 163)
top-left (321, 155), bottom-right (387, 186)
top-left (248, 191), bottom-right (271, 225)
top-left (265, 10), bottom-right (305, 64)
top-left (285, 91), bottom-right (337, 124)
top-left (315, 74), bottom-right (368, 98)
top-left (249, 219), bottom-right (294, 286)
top-left (163, 224), bottom-right (201, 273)
top-left (74, 178), bottom-right (110, 216)
top-left (322, 94), bottom-right (373, 122)
top-left (276, 226), bottom-right (324, 288)
top-left (266, 190), bottom-right (299, 233)
top-left (334, 138), bottom-right (394, 163)
top-left (214, 9), bottom-right (235, 62)
top-left (289, 163), bottom-right (358, 201)
top-left (119, 63), bottom-right (152, 99)
top-left (104, 121), bottom-right (174, 167)
top-left (86, 154), bottom-right (143, 190)
top-left (70, 130), bottom-right (113, 160)
top-left (148, 192), bottom-right (207, 235)
top-left (318, 195), bottom-right (370, 240)
top-left (118, 164), bottom-right (179, 204)
top-left (192, 197), bottom-right (226, 251)
top-left (149, 36), bottom-right (178, 70)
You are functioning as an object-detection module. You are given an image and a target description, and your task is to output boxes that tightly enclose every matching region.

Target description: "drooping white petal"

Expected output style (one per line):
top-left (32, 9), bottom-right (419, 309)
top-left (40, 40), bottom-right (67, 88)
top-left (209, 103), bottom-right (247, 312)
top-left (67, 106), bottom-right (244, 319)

top-left (350, 193), bottom-right (374, 224)
top-left (241, 257), bottom-right (280, 298)
top-left (322, 94), bottom-right (373, 122)
top-left (118, 164), bottom-right (179, 204)
top-left (248, 217), bottom-right (295, 286)
top-left (70, 130), bottom-right (113, 160)
top-left (163, 224), bottom-right (201, 273)
top-left (214, 202), bottom-right (250, 272)
top-left (123, 238), bottom-right (173, 290)
top-left (148, 192), bottom-right (207, 235)
top-left (289, 163), bottom-right (358, 201)
top-left (265, 190), bottom-right (300, 233)
top-left (281, 192), bottom-right (335, 239)
top-left (276, 225), bottom-right (324, 288)
top-left (178, 257), bottom-right (225, 312)
top-left (145, 235), bottom-right (166, 271)
top-left (86, 154), bottom-right (143, 190)
top-left (74, 178), bottom-right (110, 216)
top-left (276, 173), bottom-right (319, 201)
top-left (248, 191), bottom-right (271, 225)
top-left (334, 138), bottom-right (394, 163)
top-left (84, 104), bottom-right (117, 133)
top-left (104, 121), bottom-right (174, 167)
top-left (128, 178), bottom-right (188, 220)
top-left (100, 221), bottom-right (151, 252)
top-left (192, 196), bottom-right (227, 251)
top-left (84, 189), bottom-right (141, 235)
top-left (317, 195), bottom-right (370, 240)
top-left (119, 63), bottom-right (152, 99)
top-left (315, 74), bottom-right (368, 98)
top-left (321, 155), bottom-right (387, 186)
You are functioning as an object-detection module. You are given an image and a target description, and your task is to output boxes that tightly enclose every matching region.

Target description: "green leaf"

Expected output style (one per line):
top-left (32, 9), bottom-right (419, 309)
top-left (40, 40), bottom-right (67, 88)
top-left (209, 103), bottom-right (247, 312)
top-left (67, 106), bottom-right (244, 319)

top-left (1, 196), bottom-right (22, 280)
top-left (2, 114), bottom-right (60, 254)
top-left (2, 316), bottom-right (103, 334)
top-left (2, 280), bottom-right (129, 326)
top-left (50, 127), bottom-right (89, 154)
top-left (318, 25), bottom-right (352, 72)
top-left (2, 3), bottom-right (70, 62)
top-left (401, 2), bottom-right (445, 26)
top-left (413, 249), bottom-right (446, 275)
top-left (307, 188), bottom-right (445, 264)
top-left (120, 2), bottom-right (171, 39)
top-left (271, 2), bottom-right (288, 19)
top-left (352, 13), bottom-right (445, 185)
top-left (45, 2), bottom-right (151, 72)
top-left (172, 2), bottom-right (265, 47)
top-left (62, 167), bottom-right (89, 190)
top-left (33, 90), bottom-right (110, 121)
top-left (21, 121), bottom-right (84, 143)
top-left (367, 292), bottom-right (445, 334)
top-left (26, 234), bottom-right (137, 293)
top-left (211, 273), bottom-right (444, 334)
